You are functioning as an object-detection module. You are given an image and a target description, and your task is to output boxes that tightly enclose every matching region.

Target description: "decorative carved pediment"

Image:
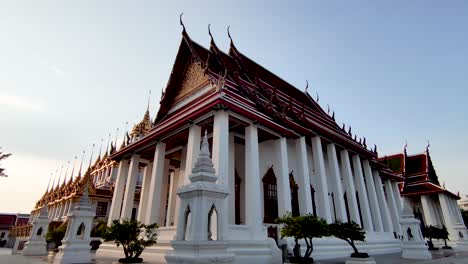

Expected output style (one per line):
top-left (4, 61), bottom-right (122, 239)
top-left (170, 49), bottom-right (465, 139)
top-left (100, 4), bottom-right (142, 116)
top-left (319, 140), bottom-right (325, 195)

top-left (172, 62), bottom-right (210, 106)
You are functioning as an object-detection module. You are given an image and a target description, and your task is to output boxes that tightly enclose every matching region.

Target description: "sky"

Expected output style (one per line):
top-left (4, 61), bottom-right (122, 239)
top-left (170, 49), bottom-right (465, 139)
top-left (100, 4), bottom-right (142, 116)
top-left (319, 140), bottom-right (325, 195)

top-left (1, 0), bottom-right (468, 213)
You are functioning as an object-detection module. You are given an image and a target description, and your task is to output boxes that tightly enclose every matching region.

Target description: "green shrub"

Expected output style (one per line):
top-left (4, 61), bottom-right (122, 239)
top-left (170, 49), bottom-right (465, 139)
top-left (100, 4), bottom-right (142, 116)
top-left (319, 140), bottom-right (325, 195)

top-left (101, 219), bottom-right (158, 263)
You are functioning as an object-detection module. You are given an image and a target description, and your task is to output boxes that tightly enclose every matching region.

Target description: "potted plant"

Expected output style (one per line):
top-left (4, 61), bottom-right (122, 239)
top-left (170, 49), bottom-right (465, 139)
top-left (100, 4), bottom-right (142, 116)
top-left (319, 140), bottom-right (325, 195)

top-left (101, 219), bottom-right (158, 263)
top-left (437, 225), bottom-right (452, 249)
top-left (276, 213), bottom-right (328, 263)
top-left (422, 225), bottom-right (438, 250)
top-left (329, 221), bottom-right (368, 258)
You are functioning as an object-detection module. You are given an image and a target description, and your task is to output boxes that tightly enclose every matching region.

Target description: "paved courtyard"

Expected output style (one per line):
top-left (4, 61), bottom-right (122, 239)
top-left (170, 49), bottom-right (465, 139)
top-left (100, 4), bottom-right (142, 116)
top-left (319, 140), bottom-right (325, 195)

top-left (2, 247), bottom-right (468, 264)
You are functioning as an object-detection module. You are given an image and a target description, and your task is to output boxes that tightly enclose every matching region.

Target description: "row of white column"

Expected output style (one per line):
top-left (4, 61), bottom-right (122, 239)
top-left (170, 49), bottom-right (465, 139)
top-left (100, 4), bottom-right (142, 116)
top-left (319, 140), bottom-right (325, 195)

top-left (107, 111), bottom-right (404, 239)
top-left (271, 133), bottom-right (402, 235)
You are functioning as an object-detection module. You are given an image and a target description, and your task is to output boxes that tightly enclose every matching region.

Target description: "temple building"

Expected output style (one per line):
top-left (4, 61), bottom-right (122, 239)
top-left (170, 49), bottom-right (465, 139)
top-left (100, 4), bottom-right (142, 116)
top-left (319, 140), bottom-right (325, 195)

top-left (16, 22), bottom-right (468, 261)
top-left (97, 23), bottom-right (409, 260)
top-left (380, 146), bottom-right (468, 243)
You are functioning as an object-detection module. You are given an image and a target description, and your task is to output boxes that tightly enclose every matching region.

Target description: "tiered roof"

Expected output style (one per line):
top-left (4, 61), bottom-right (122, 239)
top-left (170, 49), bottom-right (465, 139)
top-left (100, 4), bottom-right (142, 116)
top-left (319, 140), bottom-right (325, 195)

top-left (379, 146), bottom-right (459, 199)
top-left (113, 20), bottom-right (380, 160)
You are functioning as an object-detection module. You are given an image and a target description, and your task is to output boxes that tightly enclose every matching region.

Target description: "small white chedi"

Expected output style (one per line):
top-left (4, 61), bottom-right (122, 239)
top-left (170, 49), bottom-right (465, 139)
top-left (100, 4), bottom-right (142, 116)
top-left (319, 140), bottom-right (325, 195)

top-left (22, 206), bottom-right (49, 256)
top-left (54, 185), bottom-right (96, 264)
top-left (400, 197), bottom-right (431, 259)
top-left (165, 131), bottom-right (234, 263)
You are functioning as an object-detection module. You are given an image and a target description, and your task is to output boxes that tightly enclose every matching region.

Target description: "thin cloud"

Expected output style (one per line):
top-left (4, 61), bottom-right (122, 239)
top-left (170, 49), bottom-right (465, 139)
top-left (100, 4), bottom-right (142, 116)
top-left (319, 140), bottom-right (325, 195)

top-left (0, 94), bottom-right (46, 113)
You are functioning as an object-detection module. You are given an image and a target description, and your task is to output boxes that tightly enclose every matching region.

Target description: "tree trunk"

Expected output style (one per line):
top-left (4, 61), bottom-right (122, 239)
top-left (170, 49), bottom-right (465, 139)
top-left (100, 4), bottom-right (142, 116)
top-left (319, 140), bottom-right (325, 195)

top-left (347, 239), bottom-right (359, 254)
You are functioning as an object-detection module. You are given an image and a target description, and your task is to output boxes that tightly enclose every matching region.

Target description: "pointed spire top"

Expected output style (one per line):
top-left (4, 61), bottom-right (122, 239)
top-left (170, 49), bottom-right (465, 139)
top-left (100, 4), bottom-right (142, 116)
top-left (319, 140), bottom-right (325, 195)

top-left (208, 24), bottom-right (214, 43)
top-left (305, 80), bottom-right (309, 93)
top-left (70, 156), bottom-right (77, 181)
top-left (179, 12), bottom-right (186, 32)
top-left (147, 89), bottom-right (151, 112)
top-left (78, 150), bottom-right (85, 177)
top-left (327, 104), bottom-right (330, 114)
top-left (316, 92), bottom-right (319, 102)
top-left (97, 138), bottom-right (103, 161)
top-left (404, 139), bottom-right (408, 155)
top-left (227, 25), bottom-right (233, 45)
top-left (56, 164), bottom-right (64, 189)
top-left (189, 130), bottom-right (217, 183)
top-left (46, 172), bottom-right (53, 192)
top-left (51, 169), bottom-right (58, 191)
top-left (63, 160), bottom-right (70, 186)
top-left (426, 139), bottom-right (430, 152)
top-left (88, 143), bottom-right (96, 169)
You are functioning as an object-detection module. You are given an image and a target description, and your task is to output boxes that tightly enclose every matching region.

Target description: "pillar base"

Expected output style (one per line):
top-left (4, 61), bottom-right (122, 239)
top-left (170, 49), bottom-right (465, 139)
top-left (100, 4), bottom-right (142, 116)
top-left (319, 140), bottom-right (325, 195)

top-left (53, 240), bottom-right (92, 264)
top-left (165, 241), bottom-right (234, 264)
top-left (401, 242), bottom-right (432, 259)
top-left (345, 257), bottom-right (376, 264)
top-left (21, 240), bottom-right (47, 256)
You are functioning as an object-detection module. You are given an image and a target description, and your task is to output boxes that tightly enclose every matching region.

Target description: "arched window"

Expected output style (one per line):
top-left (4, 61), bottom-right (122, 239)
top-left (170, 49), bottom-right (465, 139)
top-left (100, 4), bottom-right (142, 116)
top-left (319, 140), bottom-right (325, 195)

top-left (207, 205), bottom-right (218, 241)
top-left (263, 167), bottom-right (278, 223)
top-left (76, 223), bottom-right (85, 240)
top-left (235, 171), bottom-right (241, 225)
top-left (36, 227), bottom-right (43, 236)
top-left (289, 173), bottom-right (300, 217)
top-left (183, 206), bottom-right (191, 241)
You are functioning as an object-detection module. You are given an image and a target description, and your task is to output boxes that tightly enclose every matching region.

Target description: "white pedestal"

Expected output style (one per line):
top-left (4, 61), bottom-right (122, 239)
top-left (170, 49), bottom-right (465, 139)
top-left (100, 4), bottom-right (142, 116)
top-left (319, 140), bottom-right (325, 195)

top-left (166, 241), bottom-right (235, 264)
top-left (53, 240), bottom-right (92, 264)
top-left (401, 242), bottom-right (432, 260)
top-left (21, 240), bottom-right (47, 256)
top-left (345, 257), bottom-right (376, 264)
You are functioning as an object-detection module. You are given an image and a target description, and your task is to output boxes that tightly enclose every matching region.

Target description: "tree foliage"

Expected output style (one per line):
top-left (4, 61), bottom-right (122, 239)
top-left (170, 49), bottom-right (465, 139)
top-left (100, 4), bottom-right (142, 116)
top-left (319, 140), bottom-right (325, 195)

top-left (276, 213), bottom-right (328, 260)
top-left (329, 221), bottom-right (367, 257)
top-left (101, 219), bottom-right (158, 263)
top-left (46, 223), bottom-right (67, 249)
top-left (0, 148), bottom-right (11, 177)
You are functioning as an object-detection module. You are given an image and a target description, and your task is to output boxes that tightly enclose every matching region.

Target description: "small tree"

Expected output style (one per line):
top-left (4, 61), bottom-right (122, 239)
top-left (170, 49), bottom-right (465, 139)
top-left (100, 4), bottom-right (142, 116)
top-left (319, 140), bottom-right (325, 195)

top-left (46, 223), bottom-right (67, 251)
top-left (0, 148), bottom-right (11, 177)
top-left (276, 213), bottom-right (328, 262)
top-left (329, 221), bottom-right (368, 258)
top-left (101, 219), bottom-right (158, 263)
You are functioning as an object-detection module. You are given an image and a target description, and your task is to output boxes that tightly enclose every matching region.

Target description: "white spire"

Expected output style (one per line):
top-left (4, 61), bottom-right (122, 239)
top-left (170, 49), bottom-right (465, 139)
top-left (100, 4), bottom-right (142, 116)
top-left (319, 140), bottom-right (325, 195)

top-left (189, 130), bottom-right (217, 183)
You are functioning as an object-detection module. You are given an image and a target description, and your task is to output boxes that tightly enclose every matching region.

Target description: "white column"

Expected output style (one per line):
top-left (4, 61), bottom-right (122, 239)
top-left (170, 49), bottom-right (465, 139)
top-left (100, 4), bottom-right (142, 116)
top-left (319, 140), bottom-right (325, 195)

top-left (145, 142), bottom-right (166, 225)
top-left (165, 171), bottom-right (175, 226)
top-left (421, 195), bottom-right (436, 226)
top-left (277, 137), bottom-right (292, 216)
top-left (439, 193), bottom-right (454, 227)
top-left (385, 180), bottom-right (401, 235)
top-left (121, 155), bottom-right (140, 220)
top-left (339, 150), bottom-right (360, 225)
top-left (108, 160), bottom-right (129, 225)
top-left (213, 111), bottom-right (229, 187)
top-left (327, 143), bottom-right (347, 222)
top-left (228, 133), bottom-right (236, 224)
top-left (352, 155), bottom-right (374, 231)
top-left (173, 147), bottom-right (187, 226)
top-left (362, 160), bottom-right (383, 232)
top-left (137, 162), bottom-right (153, 222)
top-left (183, 125), bottom-right (201, 184)
top-left (296, 137), bottom-right (313, 215)
top-left (391, 181), bottom-right (402, 214)
top-left (245, 125), bottom-right (263, 239)
top-left (168, 169), bottom-right (180, 226)
top-left (373, 171), bottom-right (392, 232)
top-left (452, 198), bottom-right (464, 224)
top-left (311, 136), bottom-right (332, 223)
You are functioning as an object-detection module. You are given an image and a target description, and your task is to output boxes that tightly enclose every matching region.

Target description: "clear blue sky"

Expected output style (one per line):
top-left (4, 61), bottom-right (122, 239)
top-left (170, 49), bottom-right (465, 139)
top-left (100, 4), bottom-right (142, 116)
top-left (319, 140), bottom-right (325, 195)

top-left (1, 0), bottom-right (467, 213)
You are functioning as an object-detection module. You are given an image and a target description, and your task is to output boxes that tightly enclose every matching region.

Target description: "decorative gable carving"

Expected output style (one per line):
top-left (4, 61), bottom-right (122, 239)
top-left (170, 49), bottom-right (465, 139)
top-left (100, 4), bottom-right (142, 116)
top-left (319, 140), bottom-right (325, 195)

top-left (172, 62), bottom-right (210, 106)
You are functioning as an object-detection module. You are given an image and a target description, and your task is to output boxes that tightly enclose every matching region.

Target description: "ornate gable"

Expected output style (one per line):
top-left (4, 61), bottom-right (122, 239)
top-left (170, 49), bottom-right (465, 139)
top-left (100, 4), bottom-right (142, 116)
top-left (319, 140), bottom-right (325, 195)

top-left (171, 62), bottom-right (210, 106)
